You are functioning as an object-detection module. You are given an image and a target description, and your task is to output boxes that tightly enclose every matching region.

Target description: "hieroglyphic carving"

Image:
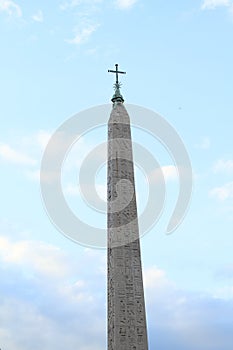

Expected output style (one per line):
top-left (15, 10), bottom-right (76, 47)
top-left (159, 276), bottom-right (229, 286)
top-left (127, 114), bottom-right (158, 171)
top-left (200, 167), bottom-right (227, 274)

top-left (108, 102), bottom-right (148, 350)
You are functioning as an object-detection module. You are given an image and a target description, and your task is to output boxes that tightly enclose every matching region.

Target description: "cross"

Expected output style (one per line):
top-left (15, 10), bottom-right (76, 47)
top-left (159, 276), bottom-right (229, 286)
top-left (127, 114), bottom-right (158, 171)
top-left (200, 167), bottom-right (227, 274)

top-left (108, 64), bottom-right (126, 85)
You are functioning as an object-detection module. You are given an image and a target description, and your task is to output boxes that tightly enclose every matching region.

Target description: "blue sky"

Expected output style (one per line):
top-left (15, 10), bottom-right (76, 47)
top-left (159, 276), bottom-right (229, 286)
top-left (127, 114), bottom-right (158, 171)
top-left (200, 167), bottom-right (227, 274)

top-left (0, 0), bottom-right (233, 349)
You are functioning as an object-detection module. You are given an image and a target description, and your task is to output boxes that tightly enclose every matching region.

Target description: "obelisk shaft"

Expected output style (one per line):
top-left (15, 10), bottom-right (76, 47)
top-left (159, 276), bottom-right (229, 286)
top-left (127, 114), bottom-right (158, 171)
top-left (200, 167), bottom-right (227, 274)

top-left (107, 102), bottom-right (148, 350)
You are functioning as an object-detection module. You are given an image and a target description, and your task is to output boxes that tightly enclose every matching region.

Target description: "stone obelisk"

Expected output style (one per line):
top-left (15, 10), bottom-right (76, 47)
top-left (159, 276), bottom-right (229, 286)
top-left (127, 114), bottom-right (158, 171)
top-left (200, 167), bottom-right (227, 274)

top-left (107, 64), bottom-right (148, 350)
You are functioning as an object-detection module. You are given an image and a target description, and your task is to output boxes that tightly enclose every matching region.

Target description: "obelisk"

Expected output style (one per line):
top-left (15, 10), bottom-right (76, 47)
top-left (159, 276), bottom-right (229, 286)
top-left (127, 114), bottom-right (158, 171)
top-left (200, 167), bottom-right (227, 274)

top-left (107, 64), bottom-right (149, 350)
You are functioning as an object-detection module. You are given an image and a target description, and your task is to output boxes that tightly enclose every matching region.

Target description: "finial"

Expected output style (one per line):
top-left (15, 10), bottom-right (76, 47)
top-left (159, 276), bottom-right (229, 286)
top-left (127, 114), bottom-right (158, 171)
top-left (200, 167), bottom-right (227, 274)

top-left (108, 64), bottom-right (126, 103)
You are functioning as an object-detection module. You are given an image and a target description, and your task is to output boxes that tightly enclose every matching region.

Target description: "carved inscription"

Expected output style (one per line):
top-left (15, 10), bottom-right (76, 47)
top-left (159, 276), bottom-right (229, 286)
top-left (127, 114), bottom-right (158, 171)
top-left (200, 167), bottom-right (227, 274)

top-left (108, 103), bottom-right (148, 350)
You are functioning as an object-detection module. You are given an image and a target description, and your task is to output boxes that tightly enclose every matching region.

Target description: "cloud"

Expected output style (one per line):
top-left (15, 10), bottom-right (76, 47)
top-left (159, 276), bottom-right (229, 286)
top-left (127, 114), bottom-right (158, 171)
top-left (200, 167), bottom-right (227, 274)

top-left (195, 137), bottom-right (211, 150)
top-left (214, 286), bottom-right (233, 299)
top-left (64, 183), bottom-right (80, 196)
top-left (19, 129), bottom-right (81, 183)
top-left (144, 266), bottom-right (233, 350)
top-left (32, 9), bottom-right (44, 22)
top-left (0, 130), bottom-right (54, 181)
top-left (0, 234), bottom-right (106, 350)
top-left (25, 169), bottom-right (40, 181)
top-left (0, 236), bottom-right (72, 279)
top-left (27, 129), bottom-right (93, 184)
top-left (36, 130), bottom-right (52, 149)
top-left (66, 23), bottom-right (99, 44)
top-left (216, 263), bottom-right (233, 281)
top-left (149, 165), bottom-right (178, 183)
top-left (60, 0), bottom-right (103, 11)
top-left (144, 265), bottom-right (173, 290)
top-left (64, 182), bottom-right (106, 197)
top-left (0, 143), bottom-right (36, 165)
top-left (0, 235), bottom-right (233, 350)
top-left (213, 159), bottom-right (233, 174)
top-left (18, 130), bottom-right (52, 153)
top-left (115, 0), bottom-right (138, 10)
top-left (0, 0), bottom-right (22, 17)
top-left (209, 182), bottom-right (233, 201)
top-left (0, 130), bottom-right (52, 169)
top-left (201, 0), bottom-right (232, 10)
top-left (96, 184), bottom-right (107, 201)
top-left (60, 0), bottom-right (82, 10)
top-left (162, 165), bottom-right (178, 181)
top-left (60, 0), bottom-right (102, 46)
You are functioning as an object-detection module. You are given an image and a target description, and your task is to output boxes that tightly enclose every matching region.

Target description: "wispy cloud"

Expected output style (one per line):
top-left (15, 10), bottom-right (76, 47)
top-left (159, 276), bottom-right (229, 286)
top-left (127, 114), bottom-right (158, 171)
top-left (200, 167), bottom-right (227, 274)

top-left (209, 181), bottom-right (233, 201)
top-left (213, 159), bottom-right (233, 174)
top-left (0, 0), bottom-right (22, 17)
top-left (32, 9), bottom-right (44, 22)
top-left (0, 236), bottom-right (72, 279)
top-left (195, 137), bottom-right (211, 150)
top-left (149, 165), bottom-right (178, 183)
top-left (35, 130), bottom-right (52, 150)
top-left (60, 0), bottom-right (102, 46)
top-left (0, 143), bottom-right (36, 165)
top-left (60, 0), bottom-right (82, 10)
top-left (115, 0), bottom-right (138, 10)
top-left (25, 169), bottom-right (40, 181)
top-left (96, 184), bottom-right (107, 201)
top-left (214, 286), bottom-right (233, 299)
top-left (66, 23), bottom-right (99, 45)
top-left (64, 183), bottom-right (80, 196)
top-left (201, 0), bottom-right (232, 10)
top-left (0, 131), bottom-right (53, 181)
top-left (216, 263), bottom-right (233, 280)
top-left (60, 0), bottom-right (103, 11)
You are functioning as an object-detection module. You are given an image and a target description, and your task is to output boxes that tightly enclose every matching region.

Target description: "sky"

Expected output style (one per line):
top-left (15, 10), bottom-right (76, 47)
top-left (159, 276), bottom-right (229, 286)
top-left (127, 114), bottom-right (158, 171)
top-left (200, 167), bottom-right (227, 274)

top-left (0, 0), bottom-right (233, 349)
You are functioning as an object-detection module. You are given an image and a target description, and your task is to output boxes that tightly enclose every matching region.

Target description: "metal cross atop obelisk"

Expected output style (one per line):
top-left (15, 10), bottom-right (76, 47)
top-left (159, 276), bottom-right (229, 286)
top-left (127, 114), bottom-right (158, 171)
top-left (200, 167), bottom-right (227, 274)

top-left (108, 64), bottom-right (126, 103)
top-left (107, 64), bottom-right (149, 350)
top-left (108, 63), bottom-right (126, 85)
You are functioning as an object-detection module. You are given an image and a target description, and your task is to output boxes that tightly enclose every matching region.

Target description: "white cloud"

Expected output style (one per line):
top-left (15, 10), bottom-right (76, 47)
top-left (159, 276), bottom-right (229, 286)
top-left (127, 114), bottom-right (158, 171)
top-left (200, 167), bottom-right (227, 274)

top-left (64, 183), bottom-right (80, 196)
top-left (143, 266), bottom-right (233, 350)
top-left (0, 234), bottom-right (233, 350)
top-left (66, 23), bottom-right (99, 44)
top-left (32, 9), bottom-right (44, 22)
top-left (64, 182), bottom-right (106, 198)
top-left (0, 234), bottom-right (106, 350)
top-left (162, 165), bottom-right (178, 181)
top-left (20, 130), bottom-right (52, 152)
top-left (195, 137), bottom-right (211, 150)
top-left (96, 184), bottom-right (107, 201)
top-left (36, 130), bottom-right (52, 149)
top-left (115, 0), bottom-right (138, 10)
top-left (201, 0), bottom-right (232, 10)
top-left (4, 130), bottom-right (53, 182)
top-left (216, 263), bottom-right (233, 280)
top-left (61, 0), bottom-right (81, 9)
top-left (144, 265), bottom-right (172, 290)
top-left (60, 0), bottom-right (103, 11)
top-left (213, 159), bottom-right (233, 174)
top-left (60, 0), bottom-right (102, 47)
top-left (214, 286), bottom-right (233, 299)
top-left (0, 236), bottom-right (72, 278)
top-left (25, 169), bottom-right (40, 181)
top-left (209, 181), bottom-right (233, 201)
top-left (149, 165), bottom-right (178, 183)
top-left (0, 0), bottom-right (22, 17)
top-left (37, 130), bottom-right (93, 185)
top-left (0, 143), bottom-right (36, 165)
top-left (0, 130), bottom-right (52, 169)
